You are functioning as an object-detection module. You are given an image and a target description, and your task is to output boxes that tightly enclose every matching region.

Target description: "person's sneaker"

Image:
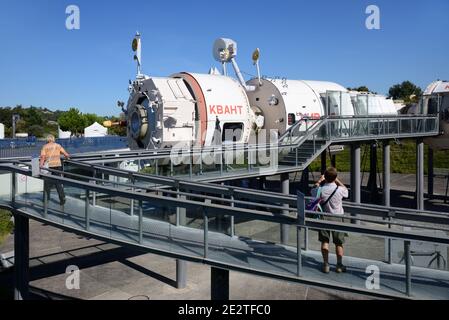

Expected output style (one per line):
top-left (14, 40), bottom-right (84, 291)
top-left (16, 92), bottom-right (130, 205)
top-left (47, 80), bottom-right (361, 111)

top-left (322, 263), bottom-right (330, 273)
top-left (336, 264), bottom-right (347, 273)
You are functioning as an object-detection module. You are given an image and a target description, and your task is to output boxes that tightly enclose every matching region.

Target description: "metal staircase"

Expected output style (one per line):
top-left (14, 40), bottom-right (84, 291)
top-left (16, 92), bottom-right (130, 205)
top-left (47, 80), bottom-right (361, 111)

top-left (277, 117), bottom-right (330, 169)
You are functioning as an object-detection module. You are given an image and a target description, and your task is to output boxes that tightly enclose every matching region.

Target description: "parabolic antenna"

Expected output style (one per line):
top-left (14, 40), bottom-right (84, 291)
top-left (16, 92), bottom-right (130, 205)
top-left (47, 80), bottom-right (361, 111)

top-left (252, 48), bottom-right (260, 64)
top-left (213, 38), bottom-right (237, 63)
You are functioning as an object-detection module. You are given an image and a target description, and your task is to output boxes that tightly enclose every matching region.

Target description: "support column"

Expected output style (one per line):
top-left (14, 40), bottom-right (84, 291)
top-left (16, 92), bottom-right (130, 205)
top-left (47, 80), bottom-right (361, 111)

top-left (383, 141), bottom-right (391, 207)
top-left (176, 260), bottom-right (187, 289)
top-left (383, 141), bottom-right (392, 264)
top-left (350, 143), bottom-right (361, 204)
top-left (416, 139), bottom-right (424, 210)
top-left (331, 154), bottom-right (336, 168)
top-left (350, 143), bottom-right (361, 225)
top-left (14, 213), bottom-right (29, 300)
top-left (321, 150), bottom-right (327, 174)
top-left (280, 173), bottom-right (290, 244)
top-left (367, 143), bottom-right (378, 203)
top-left (300, 166), bottom-right (310, 194)
top-left (428, 147), bottom-right (434, 199)
top-left (176, 196), bottom-right (187, 289)
top-left (211, 267), bottom-right (229, 300)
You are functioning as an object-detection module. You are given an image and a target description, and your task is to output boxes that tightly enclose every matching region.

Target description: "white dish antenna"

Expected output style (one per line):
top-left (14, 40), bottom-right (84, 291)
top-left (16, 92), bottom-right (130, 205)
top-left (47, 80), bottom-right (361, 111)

top-left (213, 38), bottom-right (237, 63)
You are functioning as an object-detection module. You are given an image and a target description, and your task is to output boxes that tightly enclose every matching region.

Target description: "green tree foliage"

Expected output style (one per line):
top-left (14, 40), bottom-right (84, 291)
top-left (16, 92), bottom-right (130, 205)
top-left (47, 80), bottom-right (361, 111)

top-left (83, 113), bottom-right (104, 127)
top-left (1, 105), bottom-right (127, 138)
top-left (57, 108), bottom-right (86, 135)
top-left (388, 81), bottom-right (423, 103)
top-left (348, 86), bottom-right (370, 92)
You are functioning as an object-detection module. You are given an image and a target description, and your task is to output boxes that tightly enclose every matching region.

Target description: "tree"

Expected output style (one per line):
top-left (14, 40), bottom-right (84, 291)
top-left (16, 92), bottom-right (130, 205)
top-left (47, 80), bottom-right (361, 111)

top-left (388, 81), bottom-right (422, 103)
top-left (348, 86), bottom-right (370, 92)
top-left (58, 108), bottom-right (86, 135)
top-left (28, 125), bottom-right (45, 137)
top-left (83, 113), bottom-right (104, 127)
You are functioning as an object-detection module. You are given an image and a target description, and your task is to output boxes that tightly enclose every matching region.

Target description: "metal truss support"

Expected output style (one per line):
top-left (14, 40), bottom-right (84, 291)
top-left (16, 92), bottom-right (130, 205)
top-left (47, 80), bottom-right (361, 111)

top-left (211, 267), bottom-right (229, 300)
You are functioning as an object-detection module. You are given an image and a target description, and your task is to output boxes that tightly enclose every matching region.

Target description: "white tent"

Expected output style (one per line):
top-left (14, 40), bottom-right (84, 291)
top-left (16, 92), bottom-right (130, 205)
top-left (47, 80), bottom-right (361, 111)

top-left (0, 123), bottom-right (4, 139)
top-left (58, 127), bottom-right (72, 139)
top-left (84, 122), bottom-right (108, 137)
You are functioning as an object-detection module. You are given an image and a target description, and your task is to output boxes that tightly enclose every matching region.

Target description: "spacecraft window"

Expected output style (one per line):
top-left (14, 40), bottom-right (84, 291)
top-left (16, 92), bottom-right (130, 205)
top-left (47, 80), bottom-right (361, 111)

top-left (427, 97), bottom-right (439, 114)
top-left (441, 96), bottom-right (449, 121)
top-left (222, 123), bottom-right (244, 142)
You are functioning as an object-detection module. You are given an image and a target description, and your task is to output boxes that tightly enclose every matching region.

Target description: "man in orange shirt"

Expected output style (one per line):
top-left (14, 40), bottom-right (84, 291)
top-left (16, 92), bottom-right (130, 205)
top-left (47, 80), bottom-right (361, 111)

top-left (40, 134), bottom-right (70, 205)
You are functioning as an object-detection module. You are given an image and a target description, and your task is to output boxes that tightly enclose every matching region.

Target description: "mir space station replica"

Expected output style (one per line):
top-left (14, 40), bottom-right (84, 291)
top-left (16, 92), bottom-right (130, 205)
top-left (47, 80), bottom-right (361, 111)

top-left (105, 33), bottom-right (449, 151)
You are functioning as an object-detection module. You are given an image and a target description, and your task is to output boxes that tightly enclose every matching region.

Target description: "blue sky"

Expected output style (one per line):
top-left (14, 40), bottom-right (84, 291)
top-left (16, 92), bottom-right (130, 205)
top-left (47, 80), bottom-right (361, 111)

top-left (0, 0), bottom-right (448, 116)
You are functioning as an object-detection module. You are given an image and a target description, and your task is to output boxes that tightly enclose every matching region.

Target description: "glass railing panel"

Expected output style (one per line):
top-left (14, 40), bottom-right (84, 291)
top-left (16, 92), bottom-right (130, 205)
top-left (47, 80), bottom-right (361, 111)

top-left (0, 171), bottom-right (12, 203)
top-left (17, 172), bottom-right (44, 218)
top-left (61, 185), bottom-right (87, 230)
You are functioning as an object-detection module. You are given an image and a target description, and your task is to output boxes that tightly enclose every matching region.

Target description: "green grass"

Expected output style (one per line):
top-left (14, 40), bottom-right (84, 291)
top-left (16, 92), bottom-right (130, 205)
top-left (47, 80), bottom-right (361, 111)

top-left (309, 139), bottom-right (449, 174)
top-left (0, 209), bottom-right (13, 245)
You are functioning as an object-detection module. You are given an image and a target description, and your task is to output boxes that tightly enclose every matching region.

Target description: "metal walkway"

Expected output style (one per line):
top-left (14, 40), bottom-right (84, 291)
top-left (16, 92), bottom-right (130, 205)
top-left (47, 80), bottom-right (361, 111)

top-left (2, 153), bottom-right (449, 299)
top-left (67, 114), bottom-right (440, 182)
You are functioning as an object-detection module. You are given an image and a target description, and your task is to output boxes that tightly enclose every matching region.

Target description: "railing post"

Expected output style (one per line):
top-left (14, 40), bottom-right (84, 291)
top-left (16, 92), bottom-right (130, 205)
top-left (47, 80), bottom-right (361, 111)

top-left (138, 199), bottom-right (143, 243)
top-left (85, 189), bottom-right (90, 230)
top-left (92, 169), bottom-right (97, 207)
top-left (416, 139), bottom-right (424, 210)
top-left (230, 190), bottom-right (235, 238)
top-left (297, 191), bottom-right (305, 277)
top-left (11, 172), bottom-right (16, 204)
top-left (404, 240), bottom-right (412, 296)
top-left (204, 209), bottom-right (209, 258)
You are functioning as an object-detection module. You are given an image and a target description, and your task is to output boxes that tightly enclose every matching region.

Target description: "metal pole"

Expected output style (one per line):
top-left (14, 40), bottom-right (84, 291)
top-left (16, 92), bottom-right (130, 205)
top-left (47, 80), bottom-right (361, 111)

top-left (230, 193), bottom-right (235, 238)
top-left (280, 173), bottom-right (290, 244)
top-left (297, 192), bottom-right (305, 276)
top-left (428, 147), bottom-right (434, 199)
top-left (204, 209), bottom-right (209, 258)
top-left (211, 267), bottom-right (229, 300)
top-left (11, 172), bottom-right (16, 204)
top-left (176, 260), bottom-right (187, 289)
top-left (382, 141), bottom-right (391, 207)
top-left (138, 200), bottom-right (143, 243)
top-left (321, 150), bottom-right (327, 174)
top-left (404, 240), bottom-right (412, 296)
top-left (85, 189), bottom-right (90, 230)
top-left (14, 214), bottom-right (29, 300)
top-left (383, 141), bottom-right (392, 264)
top-left (351, 143), bottom-right (361, 224)
top-left (176, 193), bottom-right (187, 289)
top-left (416, 139), bottom-right (424, 210)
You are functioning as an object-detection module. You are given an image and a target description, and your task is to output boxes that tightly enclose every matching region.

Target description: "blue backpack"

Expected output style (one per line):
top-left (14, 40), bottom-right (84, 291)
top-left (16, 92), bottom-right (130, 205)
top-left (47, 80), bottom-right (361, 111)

top-left (306, 187), bottom-right (323, 218)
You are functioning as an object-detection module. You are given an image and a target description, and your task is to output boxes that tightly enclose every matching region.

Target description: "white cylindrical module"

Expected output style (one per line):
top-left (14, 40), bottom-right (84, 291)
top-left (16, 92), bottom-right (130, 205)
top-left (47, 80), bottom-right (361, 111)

top-left (126, 72), bottom-right (254, 149)
top-left (246, 78), bottom-right (353, 136)
top-left (173, 72), bottom-right (253, 146)
top-left (419, 80), bottom-right (449, 150)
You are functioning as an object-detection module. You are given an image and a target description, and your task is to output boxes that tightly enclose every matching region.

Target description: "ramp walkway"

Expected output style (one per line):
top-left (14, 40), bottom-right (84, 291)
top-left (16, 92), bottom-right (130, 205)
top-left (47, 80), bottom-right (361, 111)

top-left (1, 156), bottom-right (449, 299)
